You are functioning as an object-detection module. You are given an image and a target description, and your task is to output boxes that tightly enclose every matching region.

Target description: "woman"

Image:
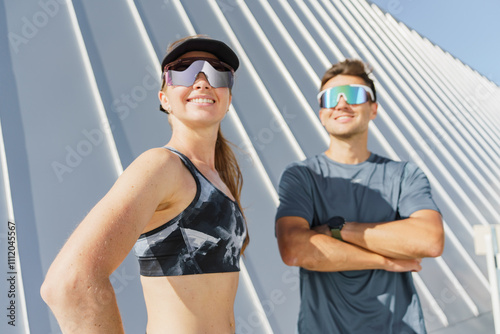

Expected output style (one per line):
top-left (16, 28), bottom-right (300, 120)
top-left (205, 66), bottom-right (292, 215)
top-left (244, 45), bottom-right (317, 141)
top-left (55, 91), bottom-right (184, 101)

top-left (41, 35), bottom-right (249, 334)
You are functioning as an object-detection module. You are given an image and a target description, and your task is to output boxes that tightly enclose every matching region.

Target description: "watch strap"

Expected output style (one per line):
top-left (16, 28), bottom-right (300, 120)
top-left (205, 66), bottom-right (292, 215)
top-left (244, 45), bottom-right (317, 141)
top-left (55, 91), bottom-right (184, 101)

top-left (331, 228), bottom-right (343, 241)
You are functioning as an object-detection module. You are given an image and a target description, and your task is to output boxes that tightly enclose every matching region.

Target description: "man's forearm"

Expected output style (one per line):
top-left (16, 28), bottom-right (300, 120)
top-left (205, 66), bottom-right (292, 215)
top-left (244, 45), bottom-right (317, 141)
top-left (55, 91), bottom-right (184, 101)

top-left (293, 229), bottom-right (421, 273)
top-left (340, 210), bottom-right (444, 259)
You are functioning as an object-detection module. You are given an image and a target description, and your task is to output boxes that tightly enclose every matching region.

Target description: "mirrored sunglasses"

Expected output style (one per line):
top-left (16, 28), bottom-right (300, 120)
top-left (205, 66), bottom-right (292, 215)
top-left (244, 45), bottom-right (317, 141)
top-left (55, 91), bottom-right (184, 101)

top-left (164, 57), bottom-right (234, 89)
top-left (317, 84), bottom-right (375, 108)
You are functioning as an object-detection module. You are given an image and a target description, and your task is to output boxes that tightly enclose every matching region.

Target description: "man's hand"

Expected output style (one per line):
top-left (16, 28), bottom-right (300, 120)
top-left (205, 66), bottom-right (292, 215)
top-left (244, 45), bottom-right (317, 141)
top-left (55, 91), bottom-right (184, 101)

top-left (311, 224), bottom-right (331, 236)
top-left (384, 257), bottom-right (422, 272)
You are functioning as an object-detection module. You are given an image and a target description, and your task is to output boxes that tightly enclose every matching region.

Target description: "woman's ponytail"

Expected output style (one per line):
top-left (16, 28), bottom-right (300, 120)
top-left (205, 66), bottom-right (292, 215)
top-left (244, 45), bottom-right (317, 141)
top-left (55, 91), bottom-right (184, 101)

top-left (214, 127), bottom-right (249, 253)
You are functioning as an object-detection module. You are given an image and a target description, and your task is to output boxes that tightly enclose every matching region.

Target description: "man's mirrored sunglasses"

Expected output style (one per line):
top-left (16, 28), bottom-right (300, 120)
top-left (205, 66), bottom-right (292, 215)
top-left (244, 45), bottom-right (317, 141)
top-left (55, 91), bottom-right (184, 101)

top-left (164, 57), bottom-right (234, 89)
top-left (317, 84), bottom-right (375, 108)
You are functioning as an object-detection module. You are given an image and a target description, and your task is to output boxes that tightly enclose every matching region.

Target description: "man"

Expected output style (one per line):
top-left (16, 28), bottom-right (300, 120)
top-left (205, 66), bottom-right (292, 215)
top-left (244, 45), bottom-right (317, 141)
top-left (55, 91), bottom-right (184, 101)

top-left (275, 59), bottom-right (444, 334)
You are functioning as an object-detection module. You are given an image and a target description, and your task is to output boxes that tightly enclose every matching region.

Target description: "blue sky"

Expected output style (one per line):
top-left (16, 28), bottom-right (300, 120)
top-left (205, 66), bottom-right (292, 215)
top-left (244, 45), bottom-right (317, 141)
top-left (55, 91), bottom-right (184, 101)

top-left (369, 0), bottom-right (500, 86)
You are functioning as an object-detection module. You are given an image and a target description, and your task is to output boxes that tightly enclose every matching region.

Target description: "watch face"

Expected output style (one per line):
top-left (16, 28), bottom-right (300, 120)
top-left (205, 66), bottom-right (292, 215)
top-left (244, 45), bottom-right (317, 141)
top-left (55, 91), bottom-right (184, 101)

top-left (326, 216), bottom-right (345, 229)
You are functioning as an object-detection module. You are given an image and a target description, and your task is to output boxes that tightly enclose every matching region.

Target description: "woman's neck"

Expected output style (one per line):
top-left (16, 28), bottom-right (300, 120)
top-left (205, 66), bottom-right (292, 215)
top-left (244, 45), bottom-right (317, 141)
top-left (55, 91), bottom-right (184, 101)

top-left (167, 128), bottom-right (218, 168)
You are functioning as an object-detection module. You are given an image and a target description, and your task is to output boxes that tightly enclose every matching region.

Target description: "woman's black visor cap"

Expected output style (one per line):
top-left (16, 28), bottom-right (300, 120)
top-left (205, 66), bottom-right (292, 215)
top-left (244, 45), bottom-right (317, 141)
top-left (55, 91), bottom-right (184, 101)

top-left (161, 38), bottom-right (239, 71)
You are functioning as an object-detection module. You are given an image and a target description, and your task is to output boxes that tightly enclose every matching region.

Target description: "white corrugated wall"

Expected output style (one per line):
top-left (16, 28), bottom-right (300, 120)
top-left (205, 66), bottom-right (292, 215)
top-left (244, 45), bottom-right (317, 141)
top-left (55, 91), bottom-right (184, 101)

top-left (0, 0), bottom-right (499, 333)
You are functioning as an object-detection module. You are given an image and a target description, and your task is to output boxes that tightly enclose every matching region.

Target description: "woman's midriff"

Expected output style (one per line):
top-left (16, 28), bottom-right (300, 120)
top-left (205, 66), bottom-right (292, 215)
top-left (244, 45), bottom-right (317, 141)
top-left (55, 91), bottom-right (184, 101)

top-left (141, 272), bottom-right (239, 334)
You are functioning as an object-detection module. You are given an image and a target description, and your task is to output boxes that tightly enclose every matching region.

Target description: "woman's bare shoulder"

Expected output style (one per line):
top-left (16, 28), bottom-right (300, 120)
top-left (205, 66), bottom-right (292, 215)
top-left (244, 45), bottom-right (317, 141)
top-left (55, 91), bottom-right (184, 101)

top-left (123, 147), bottom-right (186, 182)
top-left (134, 147), bottom-right (181, 167)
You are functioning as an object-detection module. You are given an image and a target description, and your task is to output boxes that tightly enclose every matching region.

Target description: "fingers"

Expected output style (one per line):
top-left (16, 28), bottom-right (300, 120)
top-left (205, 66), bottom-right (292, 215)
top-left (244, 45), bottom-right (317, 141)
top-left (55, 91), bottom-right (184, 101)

top-left (386, 258), bottom-right (422, 272)
top-left (412, 258), bottom-right (423, 272)
top-left (412, 260), bottom-right (422, 272)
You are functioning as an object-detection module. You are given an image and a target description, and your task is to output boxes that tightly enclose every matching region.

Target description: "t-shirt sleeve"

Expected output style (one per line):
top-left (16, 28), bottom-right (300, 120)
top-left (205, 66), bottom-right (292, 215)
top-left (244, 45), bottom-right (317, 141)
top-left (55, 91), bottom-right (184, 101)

top-left (275, 164), bottom-right (314, 225)
top-left (398, 162), bottom-right (440, 218)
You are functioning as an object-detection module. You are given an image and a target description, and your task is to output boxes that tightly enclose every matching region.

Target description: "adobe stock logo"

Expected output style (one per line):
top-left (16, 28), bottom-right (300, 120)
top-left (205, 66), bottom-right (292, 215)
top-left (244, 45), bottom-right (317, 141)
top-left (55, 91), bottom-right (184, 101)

top-left (8, 0), bottom-right (68, 54)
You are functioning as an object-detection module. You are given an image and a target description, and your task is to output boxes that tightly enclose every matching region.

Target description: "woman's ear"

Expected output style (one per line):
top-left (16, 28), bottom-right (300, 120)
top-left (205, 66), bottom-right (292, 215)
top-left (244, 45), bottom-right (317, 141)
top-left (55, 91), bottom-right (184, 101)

top-left (227, 95), bottom-right (232, 112)
top-left (158, 90), bottom-right (170, 113)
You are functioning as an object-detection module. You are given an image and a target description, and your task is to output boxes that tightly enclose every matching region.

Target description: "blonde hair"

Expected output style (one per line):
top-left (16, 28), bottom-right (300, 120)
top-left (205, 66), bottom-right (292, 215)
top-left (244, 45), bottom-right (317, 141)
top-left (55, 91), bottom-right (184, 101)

top-left (215, 127), bottom-right (249, 253)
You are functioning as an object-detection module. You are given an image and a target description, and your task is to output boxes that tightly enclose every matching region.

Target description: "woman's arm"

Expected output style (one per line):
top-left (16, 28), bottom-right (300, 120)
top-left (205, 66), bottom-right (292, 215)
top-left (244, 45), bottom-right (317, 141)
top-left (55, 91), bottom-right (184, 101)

top-left (40, 148), bottom-right (181, 333)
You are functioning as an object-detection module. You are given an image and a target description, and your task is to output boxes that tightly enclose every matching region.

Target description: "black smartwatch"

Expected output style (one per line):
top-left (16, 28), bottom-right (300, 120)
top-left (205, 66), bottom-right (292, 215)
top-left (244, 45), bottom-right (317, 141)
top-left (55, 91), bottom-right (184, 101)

top-left (326, 216), bottom-right (345, 241)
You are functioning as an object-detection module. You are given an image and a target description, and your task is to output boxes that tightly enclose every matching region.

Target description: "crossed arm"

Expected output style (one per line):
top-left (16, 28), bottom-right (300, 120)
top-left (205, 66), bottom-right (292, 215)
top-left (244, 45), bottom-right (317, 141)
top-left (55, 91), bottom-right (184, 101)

top-left (276, 209), bottom-right (444, 273)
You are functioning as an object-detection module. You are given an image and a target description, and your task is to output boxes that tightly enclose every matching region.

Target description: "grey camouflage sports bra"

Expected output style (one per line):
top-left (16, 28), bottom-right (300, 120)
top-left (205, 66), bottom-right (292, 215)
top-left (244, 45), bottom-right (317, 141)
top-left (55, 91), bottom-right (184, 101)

top-left (133, 147), bottom-right (246, 276)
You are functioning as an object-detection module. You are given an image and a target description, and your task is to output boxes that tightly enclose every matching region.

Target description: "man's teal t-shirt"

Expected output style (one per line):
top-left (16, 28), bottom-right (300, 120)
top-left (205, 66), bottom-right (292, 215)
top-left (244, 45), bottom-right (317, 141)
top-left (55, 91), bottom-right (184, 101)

top-left (276, 153), bottom-right (440, 334)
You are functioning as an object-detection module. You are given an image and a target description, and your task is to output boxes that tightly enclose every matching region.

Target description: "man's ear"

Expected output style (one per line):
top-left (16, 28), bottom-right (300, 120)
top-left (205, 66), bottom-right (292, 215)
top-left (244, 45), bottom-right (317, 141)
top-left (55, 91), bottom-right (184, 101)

top-left (370, 102), bottom-right (378, 120)
top-left (319, 108), bottom-right (327, 126)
